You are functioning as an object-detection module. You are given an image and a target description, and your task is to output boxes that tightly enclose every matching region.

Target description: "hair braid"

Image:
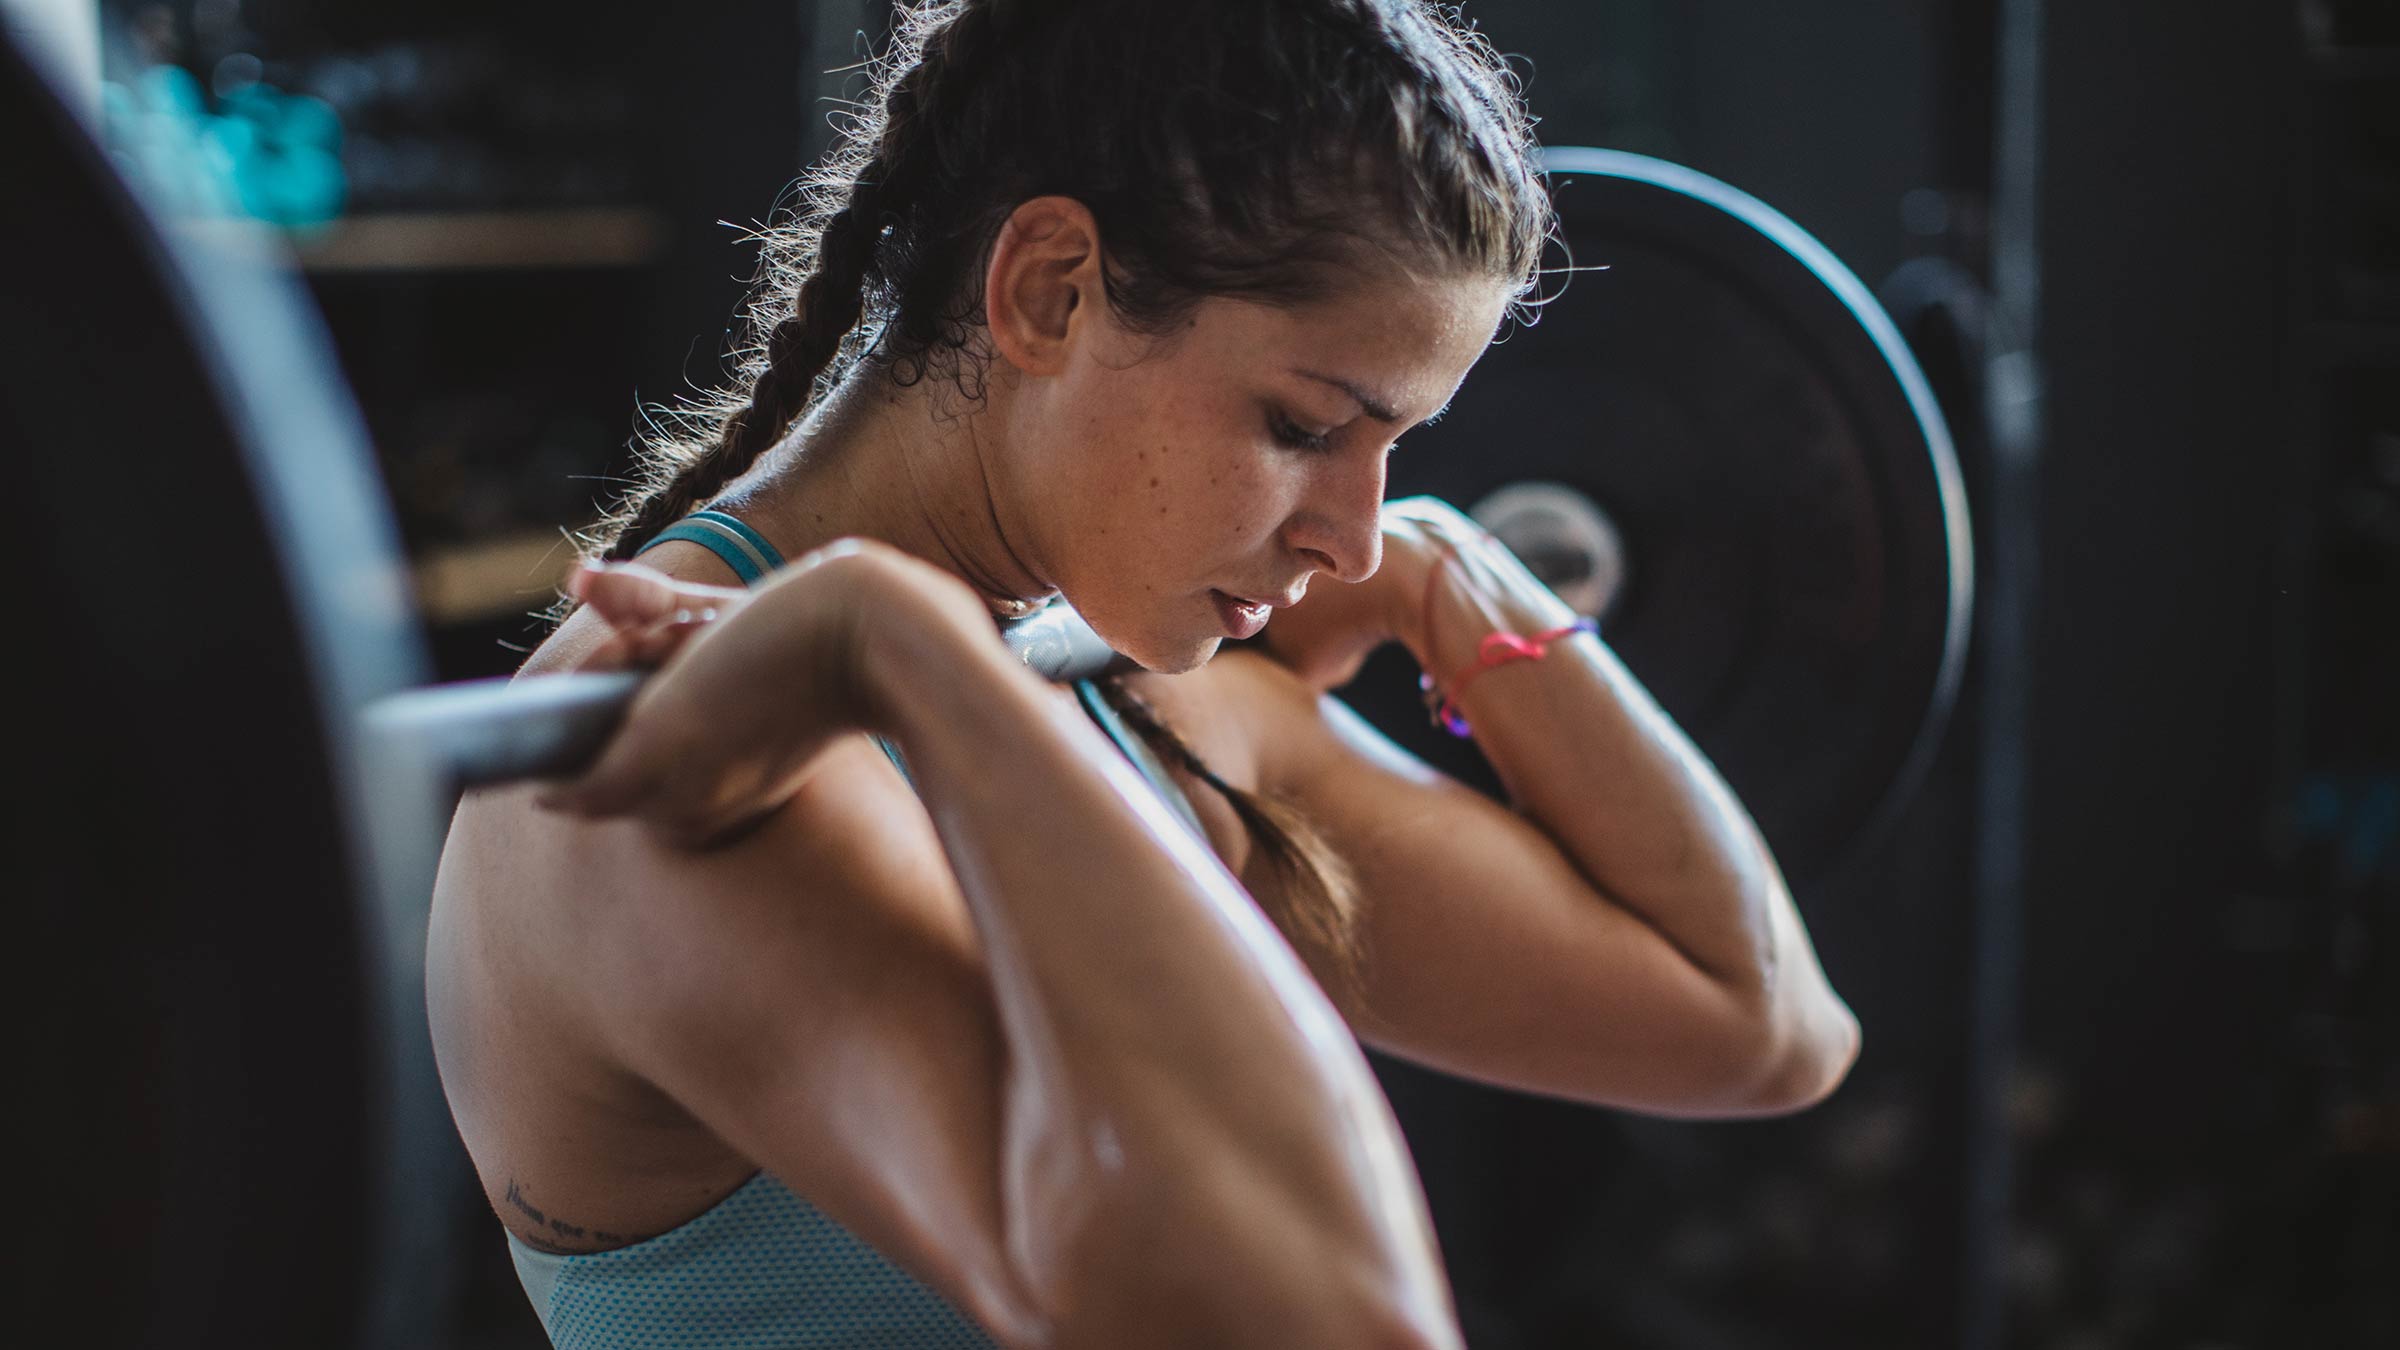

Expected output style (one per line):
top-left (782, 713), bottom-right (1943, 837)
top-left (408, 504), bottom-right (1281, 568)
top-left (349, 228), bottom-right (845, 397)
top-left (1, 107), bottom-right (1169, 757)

top-left (1095, 677), bottom-right (1364, 1001)
top-left (579, 2), bottom-right (1001, 570)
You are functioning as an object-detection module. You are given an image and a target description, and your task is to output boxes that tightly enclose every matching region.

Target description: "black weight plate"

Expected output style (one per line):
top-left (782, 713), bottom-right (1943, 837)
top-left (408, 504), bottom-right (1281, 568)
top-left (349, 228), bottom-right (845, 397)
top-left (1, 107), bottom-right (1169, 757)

top-left (1359, 148), bottom-right (1972, 887)
top-left (4, 32), bottom-right (442, 1350)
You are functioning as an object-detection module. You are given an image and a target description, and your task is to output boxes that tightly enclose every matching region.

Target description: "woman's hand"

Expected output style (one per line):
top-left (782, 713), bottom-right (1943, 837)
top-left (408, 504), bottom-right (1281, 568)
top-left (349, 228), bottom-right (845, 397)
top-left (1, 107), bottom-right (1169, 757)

top-left (1255, 495), bottom-right (1496, 691)
top-left (559, 560), bottom-right (752, 675)
top-left (535, 539), bottom-right (997, 848)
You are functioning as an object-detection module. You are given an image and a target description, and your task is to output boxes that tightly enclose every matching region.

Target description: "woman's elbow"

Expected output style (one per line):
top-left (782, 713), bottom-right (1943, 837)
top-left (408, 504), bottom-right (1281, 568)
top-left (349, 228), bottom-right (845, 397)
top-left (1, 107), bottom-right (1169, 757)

top-left (1737, 997), bottom-right (1861, 1116)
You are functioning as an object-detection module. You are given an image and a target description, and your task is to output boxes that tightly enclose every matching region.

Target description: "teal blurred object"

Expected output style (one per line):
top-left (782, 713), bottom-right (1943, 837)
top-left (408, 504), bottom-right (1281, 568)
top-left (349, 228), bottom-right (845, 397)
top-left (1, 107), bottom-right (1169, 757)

top-left (102, 61), bottom-right (345, 228)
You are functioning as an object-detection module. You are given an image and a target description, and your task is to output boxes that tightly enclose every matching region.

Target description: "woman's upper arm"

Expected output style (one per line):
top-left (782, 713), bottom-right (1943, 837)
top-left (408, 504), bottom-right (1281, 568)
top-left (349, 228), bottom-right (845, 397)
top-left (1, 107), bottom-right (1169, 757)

top-left (1199, 651), bottom-right (1837, 1117)
top-left (559, 743), bottom-right (1049, 1341)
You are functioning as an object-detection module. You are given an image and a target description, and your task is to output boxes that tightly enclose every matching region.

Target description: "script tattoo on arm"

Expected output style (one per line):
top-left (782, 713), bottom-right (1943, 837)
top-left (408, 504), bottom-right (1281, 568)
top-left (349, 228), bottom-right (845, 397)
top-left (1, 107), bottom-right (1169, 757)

top-left (502, 1178), bottom-right (650, 1254)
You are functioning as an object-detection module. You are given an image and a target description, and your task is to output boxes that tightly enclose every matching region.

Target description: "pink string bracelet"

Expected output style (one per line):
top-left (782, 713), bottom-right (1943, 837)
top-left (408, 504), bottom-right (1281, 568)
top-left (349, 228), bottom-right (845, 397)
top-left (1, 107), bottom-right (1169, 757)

top-left (1413, 534), bottom-right (1597, 737)
top-left (1417, 617), bottom-right (1597, 737)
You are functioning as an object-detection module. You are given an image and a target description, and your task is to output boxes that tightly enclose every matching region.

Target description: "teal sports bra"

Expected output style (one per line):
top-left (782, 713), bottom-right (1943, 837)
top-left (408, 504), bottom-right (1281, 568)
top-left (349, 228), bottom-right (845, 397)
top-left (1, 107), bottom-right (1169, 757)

top-left (506, 510), bottom-right (1201, 1347)
top-left (506, 1173), bottom-right (995, 1349)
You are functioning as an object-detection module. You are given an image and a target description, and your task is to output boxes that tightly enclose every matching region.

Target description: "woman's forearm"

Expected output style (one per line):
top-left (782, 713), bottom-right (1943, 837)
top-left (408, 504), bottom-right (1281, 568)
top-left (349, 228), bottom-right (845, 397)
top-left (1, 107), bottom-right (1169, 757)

top-left (1409, 539), bottom-right (1816, 1005)
top-left (867, 621), bottom-right (1456, 1345)
top-left (1409, 545), bottom-right (1856, 1108)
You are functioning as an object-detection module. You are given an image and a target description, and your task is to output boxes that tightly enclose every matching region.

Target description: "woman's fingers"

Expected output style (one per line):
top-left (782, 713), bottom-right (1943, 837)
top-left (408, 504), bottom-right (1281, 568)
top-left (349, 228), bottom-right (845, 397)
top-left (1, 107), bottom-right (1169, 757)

top-left (567, 559), bottom-right (669, 622)
top-left (565, 561), bottom-right (744, 672)
top-left (571, 560), bottom-right (743, 626)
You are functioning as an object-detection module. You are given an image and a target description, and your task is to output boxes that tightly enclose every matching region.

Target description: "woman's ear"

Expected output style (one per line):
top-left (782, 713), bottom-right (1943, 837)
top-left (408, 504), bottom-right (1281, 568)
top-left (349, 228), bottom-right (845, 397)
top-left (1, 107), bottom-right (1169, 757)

top-left (984, 195), bottom-right (1104, 377)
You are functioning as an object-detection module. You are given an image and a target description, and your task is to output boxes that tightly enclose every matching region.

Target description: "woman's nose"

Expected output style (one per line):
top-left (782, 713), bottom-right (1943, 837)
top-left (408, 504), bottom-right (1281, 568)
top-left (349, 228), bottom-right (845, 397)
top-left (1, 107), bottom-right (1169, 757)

top-left (1288, 451), bottom-right (1386, 585)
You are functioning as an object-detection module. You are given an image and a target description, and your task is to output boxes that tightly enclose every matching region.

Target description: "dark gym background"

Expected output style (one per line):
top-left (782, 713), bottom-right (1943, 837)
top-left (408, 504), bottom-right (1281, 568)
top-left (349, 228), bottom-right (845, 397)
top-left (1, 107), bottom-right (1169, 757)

top-left (26, 0), bottom-right (2393, 1346)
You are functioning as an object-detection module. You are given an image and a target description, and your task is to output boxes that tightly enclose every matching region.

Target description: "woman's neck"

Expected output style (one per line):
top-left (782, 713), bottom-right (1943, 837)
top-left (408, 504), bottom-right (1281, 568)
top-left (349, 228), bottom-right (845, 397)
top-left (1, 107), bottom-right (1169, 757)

top-left (705, 366), bottom-right (1059, 621)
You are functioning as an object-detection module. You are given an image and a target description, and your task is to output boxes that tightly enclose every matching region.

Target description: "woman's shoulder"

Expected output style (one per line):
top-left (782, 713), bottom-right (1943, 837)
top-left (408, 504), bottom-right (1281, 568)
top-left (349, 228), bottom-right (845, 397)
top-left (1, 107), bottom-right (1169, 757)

top-left (428, 722), bottom-right (966, 1131)
top-left (440, 729), bottom-right (949, 991)
top-left (430, 570), bottom-right (962, 1063)
top-left (429, 731), bottom-right (966, 1248)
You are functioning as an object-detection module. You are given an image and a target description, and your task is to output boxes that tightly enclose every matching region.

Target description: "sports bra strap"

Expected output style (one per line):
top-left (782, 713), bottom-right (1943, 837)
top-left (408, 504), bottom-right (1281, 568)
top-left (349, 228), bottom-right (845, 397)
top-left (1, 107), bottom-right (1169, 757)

top-left (1073, 681), bottom-right (1209, 841)
top-left (634, 508), bottom-right (785, 585)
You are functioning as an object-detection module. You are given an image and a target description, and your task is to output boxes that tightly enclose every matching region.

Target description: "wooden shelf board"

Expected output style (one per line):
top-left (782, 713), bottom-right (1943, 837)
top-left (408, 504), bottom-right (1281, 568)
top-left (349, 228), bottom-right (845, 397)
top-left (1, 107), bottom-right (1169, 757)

top-left (413, 528), bottom-right (582, 625)
top-left (296, 207), bottom-right (668, 273)
top-left (167, 206), bottom-right (669, 274)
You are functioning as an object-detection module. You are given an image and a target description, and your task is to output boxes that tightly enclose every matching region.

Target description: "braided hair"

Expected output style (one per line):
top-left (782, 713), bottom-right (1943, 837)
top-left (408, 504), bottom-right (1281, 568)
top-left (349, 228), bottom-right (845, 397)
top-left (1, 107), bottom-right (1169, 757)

top-left (565, 0), bottom-right (1552, 991)
top-left (582, 3), bottom-right (988, 563)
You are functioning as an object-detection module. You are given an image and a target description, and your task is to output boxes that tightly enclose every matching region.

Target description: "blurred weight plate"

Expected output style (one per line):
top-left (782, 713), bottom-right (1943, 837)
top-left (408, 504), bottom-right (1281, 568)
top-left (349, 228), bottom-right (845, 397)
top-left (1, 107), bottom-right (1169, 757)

top-left (4, 30), bottom-right (447, 1350)
top-left (1357, 148), bottom-right (1974, 888)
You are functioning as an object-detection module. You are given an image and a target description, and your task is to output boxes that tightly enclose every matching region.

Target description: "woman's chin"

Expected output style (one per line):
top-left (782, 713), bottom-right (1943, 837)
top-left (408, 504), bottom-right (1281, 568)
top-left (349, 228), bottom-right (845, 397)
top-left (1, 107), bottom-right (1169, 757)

top-left (1069, 592), bottom-right (1221, 676)
top-left (1116, 630), bottom-right (1223, 677)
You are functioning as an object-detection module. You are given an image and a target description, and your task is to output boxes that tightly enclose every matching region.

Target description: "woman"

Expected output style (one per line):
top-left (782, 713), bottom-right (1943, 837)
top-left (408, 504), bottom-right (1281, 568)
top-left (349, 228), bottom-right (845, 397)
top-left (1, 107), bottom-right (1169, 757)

top-left (428, 2), bottom-right (1860, 1347)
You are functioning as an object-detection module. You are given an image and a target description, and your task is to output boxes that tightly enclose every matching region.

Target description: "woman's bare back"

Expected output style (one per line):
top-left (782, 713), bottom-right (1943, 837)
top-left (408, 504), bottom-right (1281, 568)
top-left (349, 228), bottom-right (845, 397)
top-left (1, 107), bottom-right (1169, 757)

top-left (430, 774), bottom-right (757, 1254)
top-left (427, 553), bottom-right (941, 1255)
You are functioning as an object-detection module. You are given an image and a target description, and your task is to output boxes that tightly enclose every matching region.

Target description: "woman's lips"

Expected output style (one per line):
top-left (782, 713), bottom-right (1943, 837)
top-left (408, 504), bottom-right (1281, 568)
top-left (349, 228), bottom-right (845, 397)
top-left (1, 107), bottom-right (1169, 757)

top-left (1209, 589), bottom-right (1272, 639)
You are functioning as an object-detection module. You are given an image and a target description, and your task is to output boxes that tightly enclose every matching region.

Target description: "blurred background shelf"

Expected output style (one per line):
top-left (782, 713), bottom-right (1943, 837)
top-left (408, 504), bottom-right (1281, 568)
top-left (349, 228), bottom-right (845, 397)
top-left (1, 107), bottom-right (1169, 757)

top-left (170, 206), bottom-right (669, 273)
top-left (410, 526), bottom-right (579, 625)
top-left (106, 0), bottom-right (832, 677)
top-left (293, 206), bottom-right (668, 273)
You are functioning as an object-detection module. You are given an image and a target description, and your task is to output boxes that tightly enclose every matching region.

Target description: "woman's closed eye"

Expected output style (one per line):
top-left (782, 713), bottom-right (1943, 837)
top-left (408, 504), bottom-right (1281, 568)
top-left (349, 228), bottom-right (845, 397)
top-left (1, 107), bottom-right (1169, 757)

top-left (1268, 411), bottom-right (1335, 453)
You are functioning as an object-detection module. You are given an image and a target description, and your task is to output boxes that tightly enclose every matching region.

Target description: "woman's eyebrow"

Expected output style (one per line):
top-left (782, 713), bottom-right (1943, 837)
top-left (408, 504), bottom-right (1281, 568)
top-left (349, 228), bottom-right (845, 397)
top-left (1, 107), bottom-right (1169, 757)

top-left (1293, 369), bottom-right (1402, 423)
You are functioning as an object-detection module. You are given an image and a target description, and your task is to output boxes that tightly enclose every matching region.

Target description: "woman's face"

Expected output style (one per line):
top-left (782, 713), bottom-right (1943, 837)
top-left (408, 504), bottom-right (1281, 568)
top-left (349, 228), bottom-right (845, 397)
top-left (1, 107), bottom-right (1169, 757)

top-left (1006, 269), bottom-right (1514, 673)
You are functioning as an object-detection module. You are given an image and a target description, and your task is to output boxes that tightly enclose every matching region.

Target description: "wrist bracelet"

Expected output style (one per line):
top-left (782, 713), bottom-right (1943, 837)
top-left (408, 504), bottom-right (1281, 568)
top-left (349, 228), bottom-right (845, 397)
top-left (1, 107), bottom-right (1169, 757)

top-left (1415, 535), bottom-right (1595, 738)
top-left (1417, 618), bottom-right (1597, 737)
